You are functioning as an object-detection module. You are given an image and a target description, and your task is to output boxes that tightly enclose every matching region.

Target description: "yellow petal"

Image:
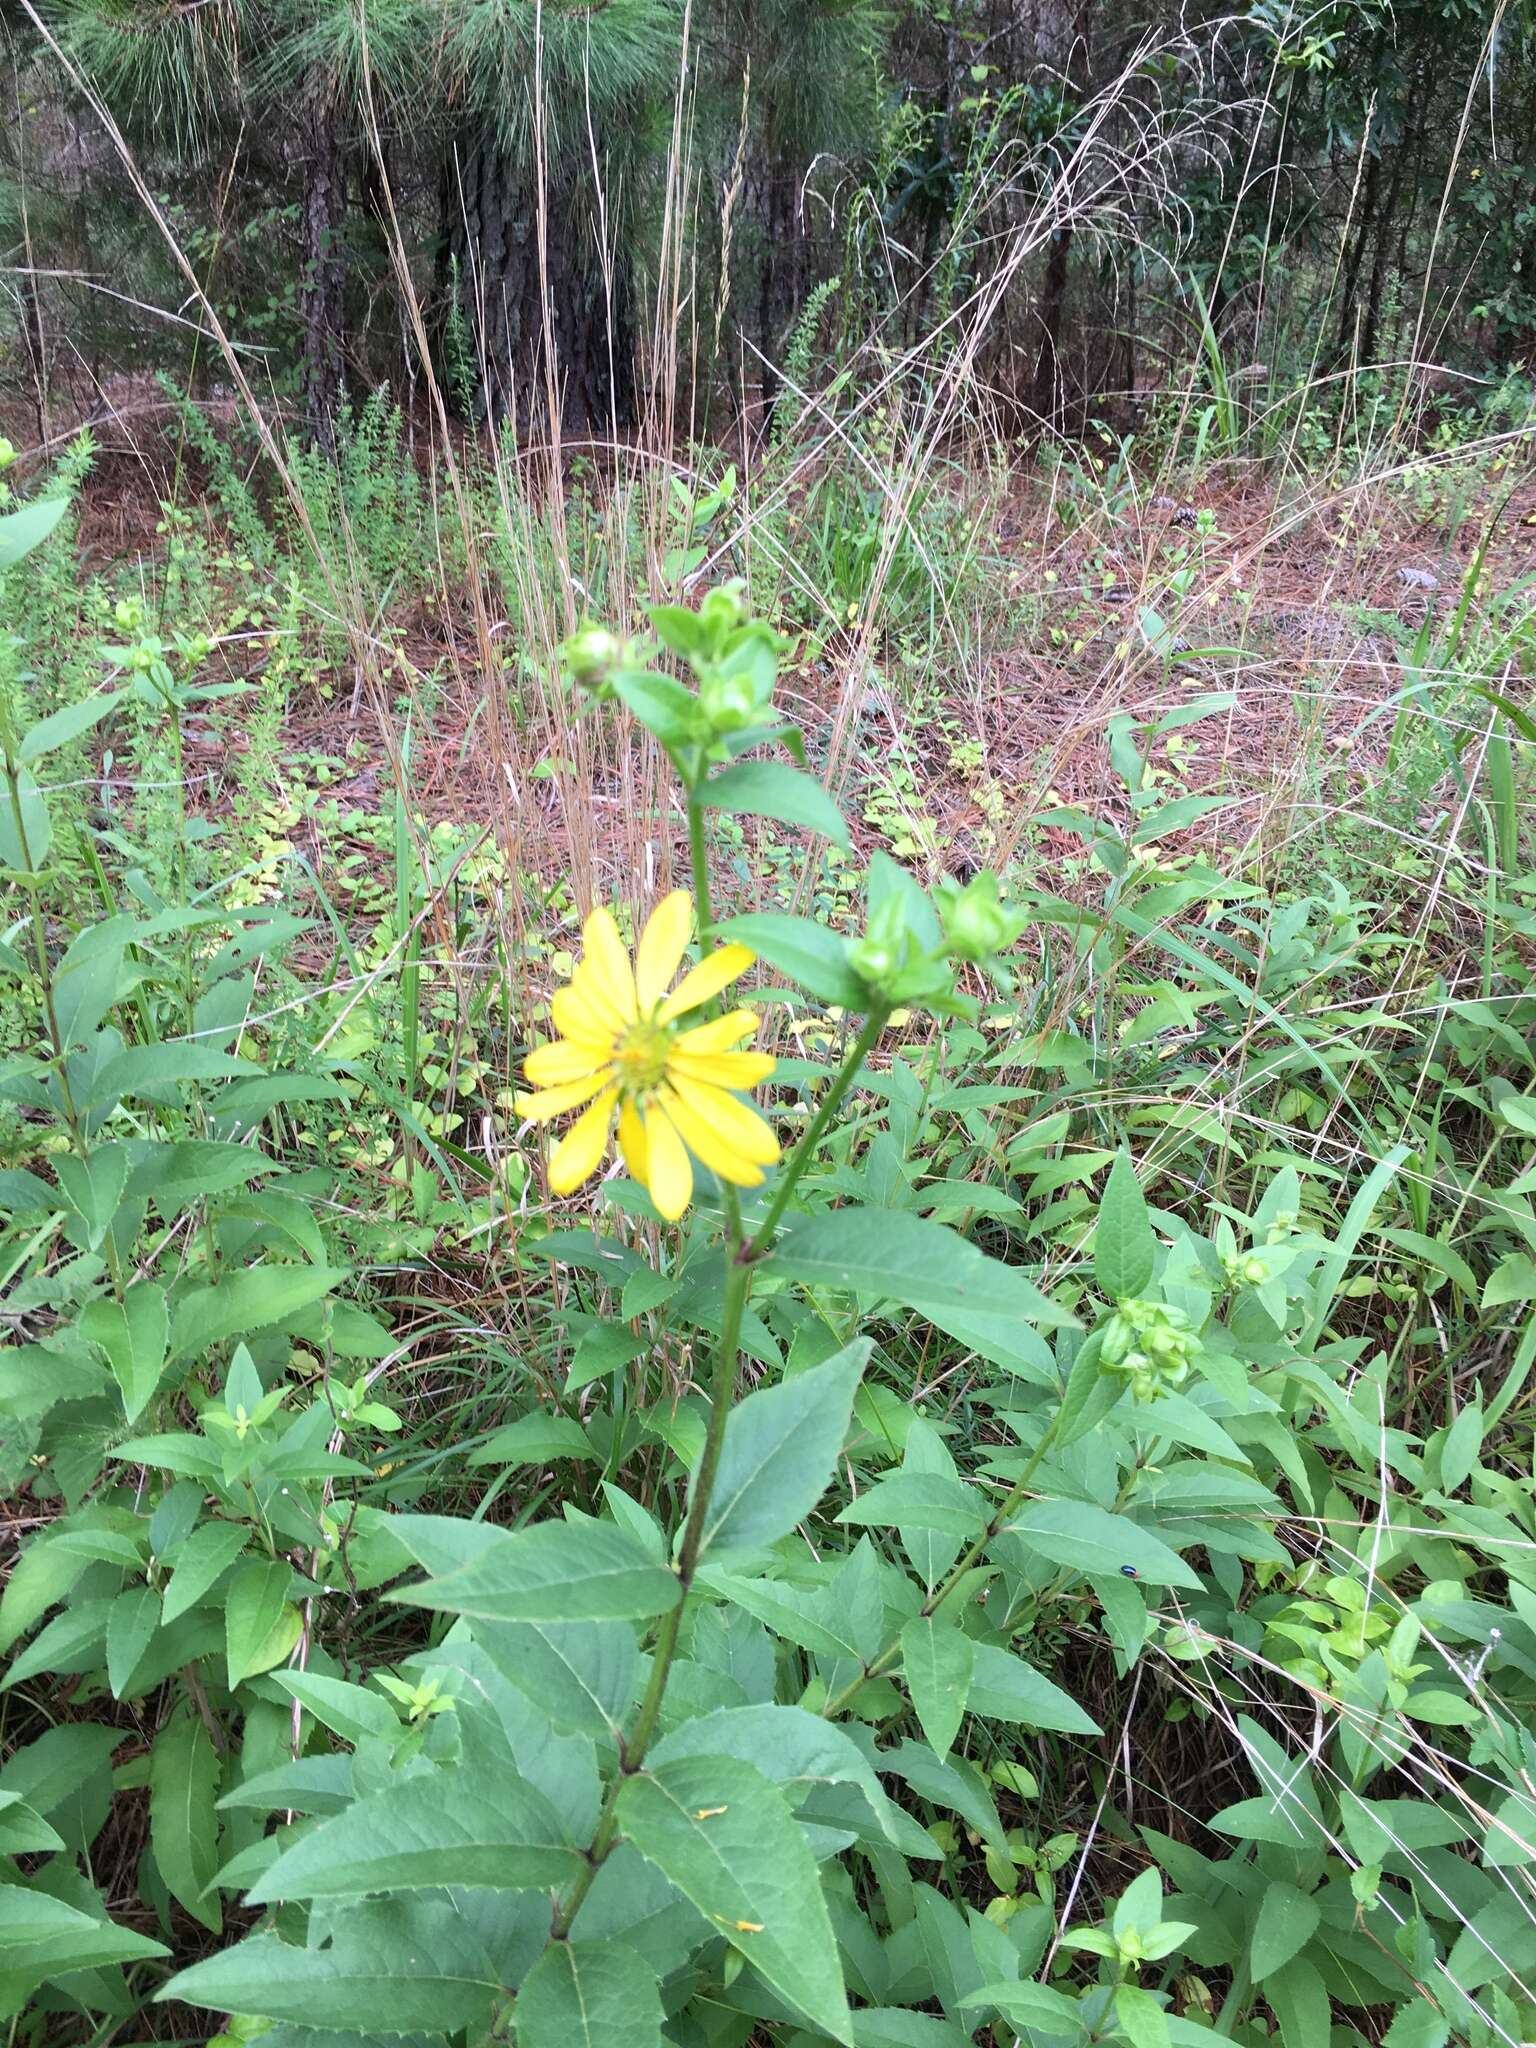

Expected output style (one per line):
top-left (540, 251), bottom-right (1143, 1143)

top-left (552, 982), bottom-right (619, 1048)
top-left (617, 1098), bottom-right (649, 1182)
top-left (582, 906), bottom-right (637, 1021)
top-left (548, 1088), bottom-right (616, 1194)
top-left (658, 1085), bottom-right (767, 1187)
top-left (524, 1040), bottom-right (610, 1087)
top-left (636, 890), bottom-right (693, 1013)
top-left (666, 1072), bottom-right (779, 1163)
top-left (643, 1102), bottom-right (693, 1219)
top-left (673, 1008), bottom-right (762, 1054)
top-left (516, 1072), bottom-right (610, 1122)
top-left (670, 1049), bottom-right (776, 1090)
top-left (658, 944), bottom-right (755, 1023)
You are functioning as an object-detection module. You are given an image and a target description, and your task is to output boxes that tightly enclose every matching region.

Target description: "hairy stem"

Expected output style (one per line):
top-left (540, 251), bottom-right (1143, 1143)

top-left (749, 1004), bottom-right (889, 1254)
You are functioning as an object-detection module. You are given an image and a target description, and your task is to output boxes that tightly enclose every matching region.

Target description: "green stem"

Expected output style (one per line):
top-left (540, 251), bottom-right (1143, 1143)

top-left (548, 1222), bottom-right (751, 1942)
top-left (820, 1406), bottom-right (1063, 1719)
top-left (749, 1005), bottom-right (890, 1254)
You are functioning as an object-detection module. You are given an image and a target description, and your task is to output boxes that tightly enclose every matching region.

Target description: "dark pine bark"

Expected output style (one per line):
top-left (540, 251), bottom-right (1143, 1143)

top-left (447, 127), bottom-right (633, 435)
top-left (300, 76), bottom-right (348, 453)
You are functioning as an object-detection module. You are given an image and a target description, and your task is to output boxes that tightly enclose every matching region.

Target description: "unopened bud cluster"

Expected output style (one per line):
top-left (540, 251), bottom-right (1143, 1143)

top-left (1100, 1297), bottom-right (1199, 1402)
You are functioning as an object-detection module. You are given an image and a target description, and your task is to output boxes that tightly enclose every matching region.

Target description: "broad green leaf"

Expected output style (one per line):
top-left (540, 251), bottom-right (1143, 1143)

top-left (882, 1741), bottom-right (1008, 1857)
top-left (92, 1042), bottom-right (261, 1108)
top-left (1482, 1253), bottom-right (1536, 1310)
top-left (468, 1412), bottom-right (596, 1466)
top-left (900, 1617), bottom-right (973, 1757)
top-left (1265, 1957), bottom-right (1331, 2048)
top-left (514, 1937), bottom-right (664, 2048)
top-left (967, 1643), bottom-right (1098, 1733)
top-left (79, 1281), bottom-right (168, 1423)
top-left (703, 759), bottom-right (850, 849)
top-left (390, 1519), bottom-right (680, 1624)
top-left (650, 1703), bottom-right (903, 1845)
top-left (840, 1470), bottom-right (986, 1538)
top-left (264, 1670), bottom-right (399, 1746)
top-left (1095, 1153), bottom-right (1156, 1299)
top-left (616, 1754), bottom-right (852, 2044)
top-left (1440, 1400), bottom-right (1483, 1492)
top-left (247, 1764), bottom-right (580, 1900)
top-left (150, 1709), bottom-right (223, 1933)
top-left (225, 1559), bottom-right (295, 1689)
top-left (110, 1431), bottom-right (222, 1478)
top-left (0, 1792), bottom-right (65, 1855)
top-left (698, 1339), bottom-right (868, 1558)
top-left (162, 1520), bottom-right (249, 1623)
top-left (105, 1585), bottom-right (160, 1697)
top-left (0, 765), bottom-right (51, 871)
top-left (0, 1882), bottom-right (168, 1976)
top-left (16, 688), bottom-right (120, 763)
top-left (770, 1209), bottom-right (1067, 1381)
top-left (0, 497), bottom-right (67, 566)
top-left (473, 1616), bottom-right (639, 1738)
top-left (1248, 1880), bottom-right (1320, 1979)
top-left (160, 1900), bottom-right (499, 2033)
top-left (1003, 1498), bottom-right (1203, 1590)
top-left (960, 1981), bottom-right (1084, 2030)
top-left (171, 1264), bottom-right (350, 1361)
top-left (719, 912), bottom-right (869, 1007)
top-left (131, 1139), bottom-right (272, 1214)
top-left (1114, 1981), bottom-right (1170, 2048)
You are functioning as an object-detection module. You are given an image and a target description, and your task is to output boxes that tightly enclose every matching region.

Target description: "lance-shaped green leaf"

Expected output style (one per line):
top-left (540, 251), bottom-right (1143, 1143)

top-left (246, 1764), bottom-right (581, 1900)
top-left (1095, 1152), bottom-right (1156, 1299)
top-left (769, 1209), bottom-right (1069, 1381)
top-left (616, 1754), bottom-right (853, 2045)
top-left (149, 1709), bottom-right (223, 1932)
top-left (514, 1938), bottom-right (665, 2048)
top-left (900, 1617), bottom-right (974, 1758)
top-left (697, 1340), bottom-right (868, 1559)
top-left (1002, 1498), bottom-right (1203, 1589)
top-left (702, 759), bottom-right (850, 849)
top-left (0, 1883), bottom-right (168, 1976)
top-left (160, 1899), bottom-right (500, 2033)
top-left (79, 1281), bottom-right (168, 1423)
top-left (389, 1519), bottom-right (680, 1624)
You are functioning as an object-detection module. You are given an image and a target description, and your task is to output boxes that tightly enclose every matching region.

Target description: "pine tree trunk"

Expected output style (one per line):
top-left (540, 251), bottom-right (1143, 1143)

top-left (448, 127), bottom-right (632, 434)
top-left (300, 76), bottom-right (347, 453)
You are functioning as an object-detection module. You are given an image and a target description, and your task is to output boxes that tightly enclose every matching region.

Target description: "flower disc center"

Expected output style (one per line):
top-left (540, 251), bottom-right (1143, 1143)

top-left (615, 1016), bottom-right (674, 1091)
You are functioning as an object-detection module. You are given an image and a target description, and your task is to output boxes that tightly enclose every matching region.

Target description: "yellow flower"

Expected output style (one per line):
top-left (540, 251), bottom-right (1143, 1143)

top-left (518, 891), bottom-right (778, 1220)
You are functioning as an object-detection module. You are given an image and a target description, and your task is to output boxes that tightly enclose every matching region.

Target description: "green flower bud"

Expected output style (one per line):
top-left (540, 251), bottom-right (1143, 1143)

top-left (0, 437), bottom-right (15, 473)
top-left (937, 871), bottom-right (1019, 962)
top-left (114, 598), bottom-right (144, 632)
top-left (698, 580), bottom-right (748, 639)
top-left (563, 624), bottom-right (623, 694)
top-left (699, 670), bottom-right (757, 733)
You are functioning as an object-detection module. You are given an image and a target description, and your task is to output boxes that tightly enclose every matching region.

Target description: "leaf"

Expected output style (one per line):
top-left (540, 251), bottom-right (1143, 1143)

top-left (616, 1754), bottom-right (852, 2044)
top-left (0, 497), bottom-right (68, 568)
top-left (468, 1413), bottom-right (596, 1467)
top-left (961, 1982), bottom-right (1084, 2030)
top-left (719, 912), bottom-right (869, 1007)
top-left (966, 1643), bottom-right (1099, 1732)
top-left (131, 1139), bottom-right (272, 1214)
top-left (514, 1938), bottom-right (665, 2048)
top-left (1265, 1957), bottom-right (1331, 2048)
top-left (0, 764), bottom-right (51, 870)
top-left (150, 1710), bottom-right (223, 1933)
top-left (1004, 1498), bottom-right (1203, 1589)
top-left (225, 1559), bottom-right (294, 1689)
top-left (389, 1519), bottom-right (680, 1624)
top-left (841, 1470), bottom-right (987, 1538)
top-left (1440, 1401), bottom-right (1483, 1492)
top-left (105, 1585), bottom-right (160, 1698)
top-left (900, 1617), bottom-right (973, 1757)
top-left (650, 1703), bottom-right (907, 1848)
top-left (162, 1520), bottom-right (249, 1624)
top-left (703, 759), bottom-right (850, 849)
top-left (1095, 1152), bottom-right (1156, 1299)
top-left (171, 1264), bottom-right (350, 1360)
top-left (0, 1792), bottom-right (65, 1856)
top-left (79, 1281), bottom-right (168, 1423)
top-left (265, 1670), bottom-right (400, 1746)
top-left (770, 1209), bottom-right (1067, 1381)
top-left (15, 690), bottom-right (120, 764)
top-left (0, 1883), bottom-right (168, 1976)
top-left (473, 1615), bottom-right (639, 1739)
top-left (159, 1899), bottom-right (499, 2033)
top-left (1248, 1881), bottom-right (1320, 1979)
top-left (1482, 1253), bottom-right (1536, 1309)
top-left (247, 1764), bottom-right (581, 1901)
top-left (698, 1339), bottom-right (868, 1558)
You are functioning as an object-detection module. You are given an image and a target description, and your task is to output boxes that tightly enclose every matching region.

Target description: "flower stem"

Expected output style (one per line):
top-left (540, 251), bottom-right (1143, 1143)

top-left (819, 1406), bottom-right (1063, 1719)
top-left (749, 1004), bottom-right (890, 1254)
top-left (547, 1239), bottom-right (751, 1940)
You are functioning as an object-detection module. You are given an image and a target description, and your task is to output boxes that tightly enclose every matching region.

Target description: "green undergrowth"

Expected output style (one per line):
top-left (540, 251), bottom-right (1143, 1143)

top-left (2, 434), bottom-right (1536, 2048)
